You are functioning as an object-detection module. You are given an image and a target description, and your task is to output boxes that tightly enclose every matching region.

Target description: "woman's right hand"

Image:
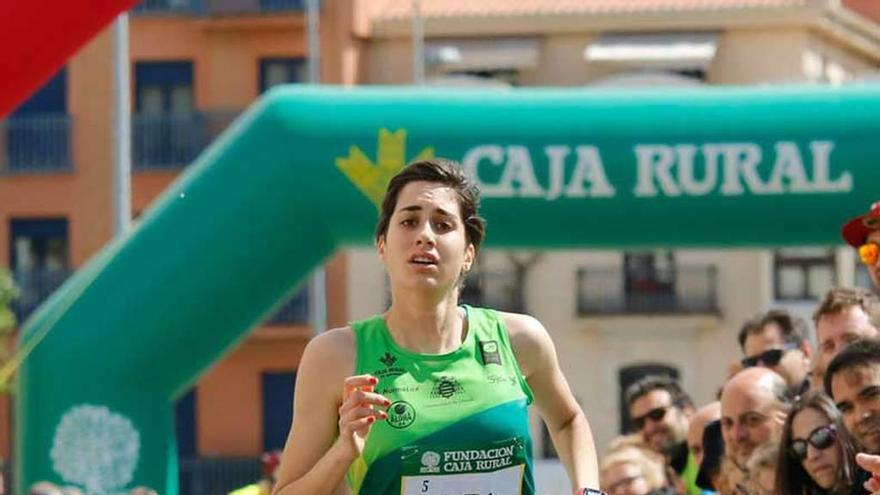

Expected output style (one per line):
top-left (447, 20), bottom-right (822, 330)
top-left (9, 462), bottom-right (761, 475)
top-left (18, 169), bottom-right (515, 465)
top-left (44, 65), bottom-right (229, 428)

top-left (336, 374), bottom-right (391, 459)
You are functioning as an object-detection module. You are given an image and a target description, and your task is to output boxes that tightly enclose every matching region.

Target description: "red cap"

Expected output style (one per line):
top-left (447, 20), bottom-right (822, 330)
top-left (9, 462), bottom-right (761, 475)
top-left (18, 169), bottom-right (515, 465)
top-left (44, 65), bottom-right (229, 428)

top-left (842, 201), bottom-right (880, 247)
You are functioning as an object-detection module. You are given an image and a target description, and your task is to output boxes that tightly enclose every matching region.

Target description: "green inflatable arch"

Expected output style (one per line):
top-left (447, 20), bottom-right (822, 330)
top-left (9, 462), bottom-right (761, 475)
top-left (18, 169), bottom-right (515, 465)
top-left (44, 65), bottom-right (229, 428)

top-left (15, 85), bottom-right (880, 493)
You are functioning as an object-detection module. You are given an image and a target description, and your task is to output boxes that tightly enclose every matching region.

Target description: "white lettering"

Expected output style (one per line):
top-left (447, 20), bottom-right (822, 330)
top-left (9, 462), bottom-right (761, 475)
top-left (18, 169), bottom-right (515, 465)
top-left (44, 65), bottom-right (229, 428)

top-left (677, 144), bottom-right (715, 196)
top-left (566, 146), bottom-right (616, 198)
top-left (717, 143), bottom-right (764, 196)
top-left (544, 145), bottom-right (568, 201)
top-left (810, 141), bottom-right (852, 192)
top-left (766, 141), bottom-right (811, 193)
top-left (461, 145), bottom-right (509, 196)
top-left (634, 145), bottom-right (680, 197)
top-left (500, 146), bottom-right (543, 197)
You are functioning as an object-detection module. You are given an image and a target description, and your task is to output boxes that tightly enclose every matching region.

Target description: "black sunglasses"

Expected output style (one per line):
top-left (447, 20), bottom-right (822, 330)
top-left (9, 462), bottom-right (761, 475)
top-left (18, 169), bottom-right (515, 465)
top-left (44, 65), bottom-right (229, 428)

top-left (631, 406), bottom-right (670, 430)
top-left (741, 343), bottom-right (798, 368)
top-left (789, 424), bottom-right (837, 460)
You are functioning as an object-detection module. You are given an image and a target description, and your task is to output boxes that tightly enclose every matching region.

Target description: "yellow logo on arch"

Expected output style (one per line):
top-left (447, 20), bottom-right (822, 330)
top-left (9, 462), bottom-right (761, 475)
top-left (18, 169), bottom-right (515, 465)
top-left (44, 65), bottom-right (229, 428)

top-left (335, 129), bottom-right (434, 209)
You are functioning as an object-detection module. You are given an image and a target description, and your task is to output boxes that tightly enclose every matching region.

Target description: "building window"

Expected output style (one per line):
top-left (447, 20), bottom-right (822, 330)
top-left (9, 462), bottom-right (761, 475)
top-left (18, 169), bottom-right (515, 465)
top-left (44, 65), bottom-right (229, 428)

top-left (774, 248), bottom-right (835, 301)
top-left (262, 371), bottom-right (296, 451)
top-left (134, 61), bottom-right (201, 168)
top-left (5, 67), bottom-right (71, 171)
top-left (623, 251), bottom-right (676, 312)
top-left (10, 218), bottom-right (69, 272)
top-left (259, 58), bottom-right (306, 93)
top-left (9, 218), bottom-right (71, 320)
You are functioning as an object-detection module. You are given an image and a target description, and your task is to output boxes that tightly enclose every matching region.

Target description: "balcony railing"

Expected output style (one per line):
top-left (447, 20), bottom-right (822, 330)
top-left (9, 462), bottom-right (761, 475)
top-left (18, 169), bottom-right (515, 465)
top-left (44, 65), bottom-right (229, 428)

top-left (0, 114), bottom-right (72, 173)
top-left (460, 269), bottom-right (525, 313)
top-left (265, 286), bottom-right (310, 325)
top-left (133, 111), bottom-right (240, 170)
top-left (133, 113), bottom-right (205, 169)
top-left (577, 266), bottom-right (719, 316)
top-left (133, 0), bottom-right (306, 15)
top-left (12, 268), bottom-right (73, 322)
top-left (179, 457), bottom-right (261, 495)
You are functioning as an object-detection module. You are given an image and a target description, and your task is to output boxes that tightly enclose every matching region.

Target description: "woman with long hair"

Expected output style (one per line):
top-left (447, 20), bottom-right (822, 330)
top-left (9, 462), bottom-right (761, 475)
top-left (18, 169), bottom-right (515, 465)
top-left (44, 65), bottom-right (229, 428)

top-left (777, 391), bottom-right (858, 495)
top-left (271, 158), bottom-right (601, 494)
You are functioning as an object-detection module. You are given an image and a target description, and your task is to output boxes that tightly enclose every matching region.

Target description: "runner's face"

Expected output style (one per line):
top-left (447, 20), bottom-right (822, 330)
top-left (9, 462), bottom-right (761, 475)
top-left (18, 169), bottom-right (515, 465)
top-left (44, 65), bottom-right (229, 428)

top-left (378, 181), bottom-right (474, 295)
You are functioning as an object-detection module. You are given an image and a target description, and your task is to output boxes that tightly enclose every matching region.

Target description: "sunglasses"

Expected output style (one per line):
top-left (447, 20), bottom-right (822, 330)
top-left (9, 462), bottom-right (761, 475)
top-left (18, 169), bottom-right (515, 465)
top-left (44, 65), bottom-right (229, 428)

top-left (741, 343), bottom-right (798, 368)
top-left (789, 424), bottom-right (836, 461)
top-left (860, 242), bottom-right (879, 266)
top-left (631, 406), bottom-right (670, 430)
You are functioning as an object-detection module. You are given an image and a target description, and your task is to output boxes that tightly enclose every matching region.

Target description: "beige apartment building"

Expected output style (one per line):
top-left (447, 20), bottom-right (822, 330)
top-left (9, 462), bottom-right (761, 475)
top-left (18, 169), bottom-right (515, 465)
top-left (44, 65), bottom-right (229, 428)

top-left (345, 0), bottom-right (880, 466)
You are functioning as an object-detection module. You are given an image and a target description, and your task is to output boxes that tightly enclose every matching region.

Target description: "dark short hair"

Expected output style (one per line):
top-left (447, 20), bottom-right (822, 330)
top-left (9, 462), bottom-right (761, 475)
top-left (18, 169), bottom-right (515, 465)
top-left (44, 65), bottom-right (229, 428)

top-left (813, 286), bottom-right (880, 329)
top-left (375, 158), bottom-right (485, 253)
top-left (625, 374), bottom-right (693, 410)
top-left (823, 338), bottom-right (880, 398)
top-left (776, 391), bottom-right (857, 495)
top-left (737, 308), bottom-right (808, 351)
top-left (770, 373), bottom-right (797, 409)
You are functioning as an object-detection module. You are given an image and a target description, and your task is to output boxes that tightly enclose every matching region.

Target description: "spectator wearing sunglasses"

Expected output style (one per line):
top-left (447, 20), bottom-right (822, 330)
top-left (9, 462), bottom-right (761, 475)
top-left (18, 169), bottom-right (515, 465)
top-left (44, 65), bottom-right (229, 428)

top-left (625, 375), bottom-right (700, 495)
top-left (777, 391), bottom-right (858, 495)
top-left (843, 201), bottom-right (880, 290)
top-left (814, 288), bottom-right (880, 386)
top-left (720, 368), bottom-right (793, 473)
top-left (739, 309), bottom-right (814, 396)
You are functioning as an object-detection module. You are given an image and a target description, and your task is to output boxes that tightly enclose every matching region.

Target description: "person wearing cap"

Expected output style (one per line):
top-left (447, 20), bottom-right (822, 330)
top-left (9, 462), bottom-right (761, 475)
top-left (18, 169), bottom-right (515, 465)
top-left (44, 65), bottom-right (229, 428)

top-left (842, 201), bottom-right (880, 289)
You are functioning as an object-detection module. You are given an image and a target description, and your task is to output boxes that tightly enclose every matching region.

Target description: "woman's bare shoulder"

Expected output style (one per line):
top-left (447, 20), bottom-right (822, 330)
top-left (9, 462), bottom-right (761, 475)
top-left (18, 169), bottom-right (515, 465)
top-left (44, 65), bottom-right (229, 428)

top-left (304, 325), bottom-right (357, 365)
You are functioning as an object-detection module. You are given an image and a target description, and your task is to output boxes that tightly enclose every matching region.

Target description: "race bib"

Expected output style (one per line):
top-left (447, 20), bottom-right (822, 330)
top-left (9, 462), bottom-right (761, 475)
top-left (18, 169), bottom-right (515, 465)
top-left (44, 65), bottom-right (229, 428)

top-left (399, 437), bottom-right (526, 495)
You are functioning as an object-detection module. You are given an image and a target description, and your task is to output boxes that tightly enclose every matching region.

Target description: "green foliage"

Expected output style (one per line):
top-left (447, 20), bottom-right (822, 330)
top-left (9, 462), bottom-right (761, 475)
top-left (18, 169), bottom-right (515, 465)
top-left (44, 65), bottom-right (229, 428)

top-left (0, 269), bottom-right (19, 335)
top-left (0, 269), bottom-right (18, 395)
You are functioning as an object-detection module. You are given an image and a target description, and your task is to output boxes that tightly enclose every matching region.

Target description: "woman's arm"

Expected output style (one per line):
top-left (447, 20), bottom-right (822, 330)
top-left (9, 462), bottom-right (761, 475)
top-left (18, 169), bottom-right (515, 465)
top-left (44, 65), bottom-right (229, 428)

top-left (271, 328), bottom-right (389, 495)
top-left (502, 313), bottom-right (600, 493)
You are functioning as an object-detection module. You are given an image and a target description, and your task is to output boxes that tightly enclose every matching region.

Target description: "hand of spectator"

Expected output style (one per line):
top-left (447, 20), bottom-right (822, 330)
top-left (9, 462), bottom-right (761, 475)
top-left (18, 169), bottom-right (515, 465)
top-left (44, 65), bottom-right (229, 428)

top-left (856, 453), bottom-right (880, 493)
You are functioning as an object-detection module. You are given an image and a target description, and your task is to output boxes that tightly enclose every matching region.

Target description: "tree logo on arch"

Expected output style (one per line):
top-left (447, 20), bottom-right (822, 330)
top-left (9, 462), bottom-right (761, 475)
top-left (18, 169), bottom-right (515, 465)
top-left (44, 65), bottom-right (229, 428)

top-left (335, 129), bottom-right (434, 209)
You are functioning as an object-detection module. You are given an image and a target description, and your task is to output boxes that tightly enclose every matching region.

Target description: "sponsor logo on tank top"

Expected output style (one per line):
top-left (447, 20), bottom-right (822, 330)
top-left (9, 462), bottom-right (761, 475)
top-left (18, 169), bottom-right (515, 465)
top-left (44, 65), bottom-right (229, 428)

top-left (378, 385), bottom-right (420, 395)
top-left (373, 352), bottom-right (406, 378)
top-left (419, 451), bottom-right (441, 474)
top-left (426, 376), bottom-right (474, 407)
top-left (386, 400), bottom-right (416, 429)
top-left (479, 340), bottom-right (502, 366)
top-left (486, 373), bottom-right (518, 387)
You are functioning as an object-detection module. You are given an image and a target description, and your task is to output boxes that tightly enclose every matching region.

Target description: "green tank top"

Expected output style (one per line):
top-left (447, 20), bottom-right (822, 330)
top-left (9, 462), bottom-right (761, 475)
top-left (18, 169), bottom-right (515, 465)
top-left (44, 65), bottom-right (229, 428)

top-left (347, 305), bottom-right (536, 495)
